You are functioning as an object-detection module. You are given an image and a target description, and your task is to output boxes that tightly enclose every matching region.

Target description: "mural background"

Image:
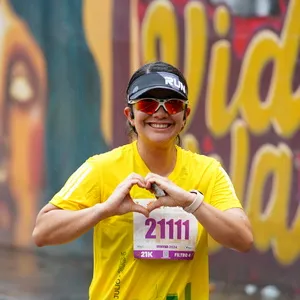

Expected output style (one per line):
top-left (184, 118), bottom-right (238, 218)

top-left (0, 0), bottom-right (299, 291)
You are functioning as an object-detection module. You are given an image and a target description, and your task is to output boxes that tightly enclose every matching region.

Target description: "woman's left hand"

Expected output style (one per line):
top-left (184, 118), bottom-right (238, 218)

top-left (145, 173), bottom-right (195, 212)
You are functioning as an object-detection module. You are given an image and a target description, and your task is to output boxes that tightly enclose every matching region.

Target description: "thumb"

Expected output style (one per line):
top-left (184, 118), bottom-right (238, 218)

top-left (147, 198), bottom-right (163, 213)
top-left (132, 203), bottom-right (149, 217)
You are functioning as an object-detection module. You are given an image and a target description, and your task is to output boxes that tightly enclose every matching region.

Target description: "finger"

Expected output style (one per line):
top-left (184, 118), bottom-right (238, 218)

top-left (135, 179), bottom-right (147, 189)
top-left (116, 179), bottom-right (144, 197)
top-left (128, 173), bottom-right (147, 188)
top-left (144, 173), bottom-right (155, 190)
top-left (145, 172), bottom-right (165, 183)
top-left (124, 178), bottom-right (146, 189)
top-left (128, 172), bottom-right (146, 183)
top-left (147, 198), bottom-right (164, 212)
top-left (126, 178), bottom-right (146, 189)
top-left (131, 203), bottom-right (149, 217)
top-left (146, 177), bottom-right (169, 192)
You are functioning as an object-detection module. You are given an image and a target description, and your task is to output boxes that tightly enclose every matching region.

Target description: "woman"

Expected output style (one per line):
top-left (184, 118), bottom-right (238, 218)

top-left (32, 61), bottom-right (253, 300)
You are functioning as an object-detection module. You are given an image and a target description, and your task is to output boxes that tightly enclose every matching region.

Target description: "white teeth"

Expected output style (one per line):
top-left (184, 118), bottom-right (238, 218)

top-left (149, 123), bottom-right (170, 129)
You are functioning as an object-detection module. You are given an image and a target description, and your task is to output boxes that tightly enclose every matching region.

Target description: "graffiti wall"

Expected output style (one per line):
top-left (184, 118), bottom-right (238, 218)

top-left (0, 0), bottom-right (299, 287)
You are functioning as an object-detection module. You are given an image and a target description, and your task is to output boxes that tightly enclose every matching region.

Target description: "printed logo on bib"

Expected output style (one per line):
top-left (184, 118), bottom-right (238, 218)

top-left (133, 199), bottom-right (198, 260)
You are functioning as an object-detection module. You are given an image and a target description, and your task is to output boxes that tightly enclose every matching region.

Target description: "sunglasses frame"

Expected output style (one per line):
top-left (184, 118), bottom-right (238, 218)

top-left (128, 98), bottom-right (189, 115)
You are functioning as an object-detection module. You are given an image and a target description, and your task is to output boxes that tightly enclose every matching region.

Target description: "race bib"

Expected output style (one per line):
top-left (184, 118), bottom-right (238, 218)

top-left (133, 199), bottom-right (198, 260)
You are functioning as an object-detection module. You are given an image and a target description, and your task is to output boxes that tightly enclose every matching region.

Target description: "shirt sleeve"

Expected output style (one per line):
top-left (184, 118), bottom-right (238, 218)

top-left (209, 163), bottom-right (242, 211)
top-left (49, 158), bottom-right (101, 210)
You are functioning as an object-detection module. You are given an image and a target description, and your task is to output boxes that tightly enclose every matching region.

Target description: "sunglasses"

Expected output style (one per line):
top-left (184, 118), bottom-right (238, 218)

top-left (128, 98), bottom-right (188, 115)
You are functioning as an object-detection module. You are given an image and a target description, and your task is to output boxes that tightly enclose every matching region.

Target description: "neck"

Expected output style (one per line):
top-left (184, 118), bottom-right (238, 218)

top-left (137, 139), bottom-right (177, 177)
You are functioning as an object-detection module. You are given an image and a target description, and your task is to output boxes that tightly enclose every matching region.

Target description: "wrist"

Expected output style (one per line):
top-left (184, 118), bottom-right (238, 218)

top-left (94, 202), bottom-right (113, 220)
top-left (182, 191), bottom-right (196, 208)
top-left (183, 190), bottom-right (204, 214)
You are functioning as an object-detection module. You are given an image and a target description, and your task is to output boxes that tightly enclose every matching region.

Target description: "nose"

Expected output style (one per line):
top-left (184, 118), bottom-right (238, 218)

top-left (153, 105), bottom-right (168, 117)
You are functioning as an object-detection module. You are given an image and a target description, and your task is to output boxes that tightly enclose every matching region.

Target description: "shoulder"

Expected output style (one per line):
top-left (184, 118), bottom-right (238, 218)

top-left (86, 143), bottom-right (134, 167)
top-left (178, 146), bottom-right (220, 170)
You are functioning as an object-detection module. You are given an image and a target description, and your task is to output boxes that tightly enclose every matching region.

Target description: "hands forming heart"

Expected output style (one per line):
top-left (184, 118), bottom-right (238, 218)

top-left (104, 173), bottom-right (195, 218)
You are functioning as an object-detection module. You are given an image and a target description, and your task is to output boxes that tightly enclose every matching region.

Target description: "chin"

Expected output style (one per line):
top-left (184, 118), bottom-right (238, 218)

top-left (147, 133), bottom-right (177, 145)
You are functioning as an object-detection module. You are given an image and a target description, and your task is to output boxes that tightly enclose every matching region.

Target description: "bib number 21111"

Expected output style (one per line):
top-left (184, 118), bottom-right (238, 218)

top-left (133, 199), bottom-right (198, 260)
top-left (145, 218), bottom-right (190, 240)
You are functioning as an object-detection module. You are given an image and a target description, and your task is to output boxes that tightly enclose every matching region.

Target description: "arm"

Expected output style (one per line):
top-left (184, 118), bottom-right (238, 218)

top-left (192, 165), bottom-right (253, 252)
top-left (145, 169), bottom-right (253, 253)
top-left (32, 202), bottom-right (111, 247)
top-left (32, 172), bottom-right (149, 247)
top-left (193, 204), bottom-right (253, 252)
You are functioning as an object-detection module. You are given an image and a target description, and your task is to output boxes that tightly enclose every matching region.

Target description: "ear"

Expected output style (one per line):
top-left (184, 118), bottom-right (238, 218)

top-left (181, 107), bottom-right (191, 130)
top-left (185, 107), bottom-right (191, 118)
top-left (124, 107), bottom-right (135, 125)
top-left (183, 107), bottom-right (191, 121)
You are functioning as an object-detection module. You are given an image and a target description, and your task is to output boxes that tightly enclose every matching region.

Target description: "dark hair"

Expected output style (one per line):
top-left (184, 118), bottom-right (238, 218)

top-left (126, 61), bottom-right (188, 145)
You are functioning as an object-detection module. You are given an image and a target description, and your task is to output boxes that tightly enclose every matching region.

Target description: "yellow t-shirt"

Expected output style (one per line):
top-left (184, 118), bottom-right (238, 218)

top-left (50, 141), bottom-right (242, 300)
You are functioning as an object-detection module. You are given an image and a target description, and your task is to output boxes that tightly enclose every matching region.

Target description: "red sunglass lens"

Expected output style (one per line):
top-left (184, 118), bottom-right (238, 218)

top-left (165, 100), bottom-right (185, 114)
top-left (134, 99), bottom-right (158, 114)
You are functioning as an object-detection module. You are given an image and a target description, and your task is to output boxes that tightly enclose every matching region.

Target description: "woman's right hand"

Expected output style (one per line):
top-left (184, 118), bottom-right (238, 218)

top-left (102, 173), bottom-right (149, 217)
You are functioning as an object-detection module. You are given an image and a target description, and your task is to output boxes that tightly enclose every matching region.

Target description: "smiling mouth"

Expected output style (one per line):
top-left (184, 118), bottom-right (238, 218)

top-left (148, 123), bottom-right (172, 129)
